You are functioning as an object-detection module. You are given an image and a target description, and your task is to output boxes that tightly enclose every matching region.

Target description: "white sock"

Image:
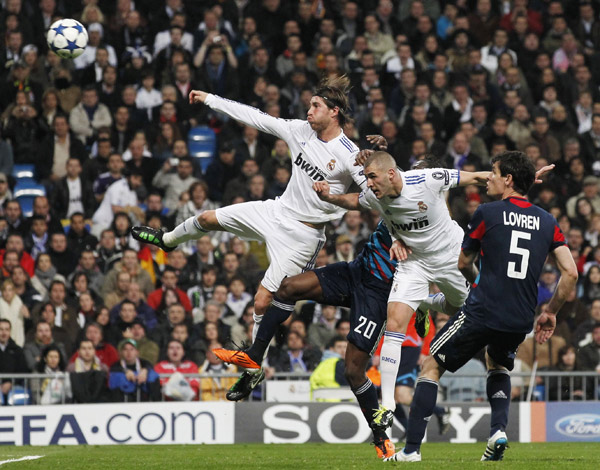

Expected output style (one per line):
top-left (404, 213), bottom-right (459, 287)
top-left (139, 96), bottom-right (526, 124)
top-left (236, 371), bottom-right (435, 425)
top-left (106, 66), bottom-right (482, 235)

top-left (380, 331), bottom-right (405, 410)
top-left (162, 215), bottom-right (208, 246)
top-left (419, 293), bottom-right (447, 314)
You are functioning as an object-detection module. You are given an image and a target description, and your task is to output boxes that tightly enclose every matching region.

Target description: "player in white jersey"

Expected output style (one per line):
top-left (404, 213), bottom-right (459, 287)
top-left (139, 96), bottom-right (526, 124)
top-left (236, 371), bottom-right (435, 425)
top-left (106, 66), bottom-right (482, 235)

top-left (131, 76), bottom-right (367, 372)
top-left (313, 151), bottom-right (552, 425)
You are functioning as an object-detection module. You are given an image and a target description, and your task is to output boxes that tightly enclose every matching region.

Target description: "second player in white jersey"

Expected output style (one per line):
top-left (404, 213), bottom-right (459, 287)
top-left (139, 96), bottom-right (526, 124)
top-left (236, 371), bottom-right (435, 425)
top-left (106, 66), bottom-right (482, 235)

top-left (358, 168), bottom-right (463, 255)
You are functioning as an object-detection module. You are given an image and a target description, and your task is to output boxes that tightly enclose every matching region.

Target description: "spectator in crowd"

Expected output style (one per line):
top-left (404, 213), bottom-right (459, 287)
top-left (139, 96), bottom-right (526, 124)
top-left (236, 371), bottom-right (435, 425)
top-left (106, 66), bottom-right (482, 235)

top-left (67, 339), bottom-right (109, 374)
top-left (33, 344), bottom-right (71, 404)
top-left (308, 305), bottom-right (340, 352)
top-left (147, 266), bottom-right (192, 313)
top-left (70, 322), bottom-right (118, 368)
top-left (0, 279), bottom-right (29, 347)
top-left (51, 158), bottom-right (95, 219)
top-left (38, 114), bottom-right (87, 182)
top-left (310, 335), bottom-right (349, 401)
top-left (11, 265), bottom-right (42, 310)
top-left (151, 156), bottom-right (198, 212)
top-left (198, 344), bottom-right (237, 401)
top-left (154, 339), bottom-right (199, 400)
top-left (0, 318), bottom-right (28, 402)
top-left (577, 322), bottom-right (600, 375)
top-left (23, 320), bottom-right (67, 371)
top-left (92, 167), bottom-right (144, 235)
top-left (69, 86), bottom-right (113, 146)
top-left (109, 338), bottom-right (160, 402)
top-left (103, 248), bottom-right (153, 298)
top-left (130, 318), bottom-right (159, 365)
top-left (267, 330), bottom-right (322, 374)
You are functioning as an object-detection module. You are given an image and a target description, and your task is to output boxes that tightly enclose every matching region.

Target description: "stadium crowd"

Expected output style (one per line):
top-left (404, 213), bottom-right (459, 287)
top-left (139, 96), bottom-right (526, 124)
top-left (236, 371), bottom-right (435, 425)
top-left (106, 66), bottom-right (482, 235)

top-left (0, 0), bottom-right (599, 403)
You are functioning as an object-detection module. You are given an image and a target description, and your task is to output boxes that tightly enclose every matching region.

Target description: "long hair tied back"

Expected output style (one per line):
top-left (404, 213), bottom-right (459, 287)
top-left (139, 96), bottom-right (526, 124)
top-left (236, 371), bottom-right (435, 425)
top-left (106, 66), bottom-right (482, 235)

top-left (314, 75), bottom-right (352, 126)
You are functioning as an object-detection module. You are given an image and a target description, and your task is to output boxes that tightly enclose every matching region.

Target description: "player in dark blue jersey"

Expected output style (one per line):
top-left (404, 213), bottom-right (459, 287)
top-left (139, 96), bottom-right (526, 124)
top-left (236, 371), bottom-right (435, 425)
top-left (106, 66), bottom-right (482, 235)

top-left (226, 220), bottom-right (405, 458)
top-left (386, 151), bottom-right (578, 463)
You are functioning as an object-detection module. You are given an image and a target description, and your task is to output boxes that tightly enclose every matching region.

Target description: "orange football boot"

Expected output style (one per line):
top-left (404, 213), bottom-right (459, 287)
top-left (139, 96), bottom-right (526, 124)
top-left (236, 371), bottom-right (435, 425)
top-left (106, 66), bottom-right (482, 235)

top-left (374, 437), bottom-right (395, 459)
top-left (212, 348), bottom-right (261, 369)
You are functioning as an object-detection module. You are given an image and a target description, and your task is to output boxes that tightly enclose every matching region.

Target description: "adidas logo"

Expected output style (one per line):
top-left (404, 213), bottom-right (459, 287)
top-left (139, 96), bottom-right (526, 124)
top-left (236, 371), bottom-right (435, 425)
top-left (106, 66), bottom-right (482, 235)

top-left (438, 354), bottom-right (445, 362)
top-left (492, 390), bottom-right (508, 399)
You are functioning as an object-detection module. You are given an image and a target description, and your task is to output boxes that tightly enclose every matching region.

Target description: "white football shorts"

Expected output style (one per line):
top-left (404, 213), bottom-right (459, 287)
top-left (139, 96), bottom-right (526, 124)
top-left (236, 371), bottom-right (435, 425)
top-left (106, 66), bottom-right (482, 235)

top-left (388, 239), bottom-right (469, 311)
top-left (215, 199), bottom-right (325, 292)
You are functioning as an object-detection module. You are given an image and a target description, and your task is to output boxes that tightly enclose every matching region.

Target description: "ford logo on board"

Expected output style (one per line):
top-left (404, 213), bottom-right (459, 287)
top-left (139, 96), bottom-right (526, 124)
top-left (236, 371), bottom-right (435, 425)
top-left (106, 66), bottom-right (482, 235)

top-left (555, 414), bottom-right (600, 438)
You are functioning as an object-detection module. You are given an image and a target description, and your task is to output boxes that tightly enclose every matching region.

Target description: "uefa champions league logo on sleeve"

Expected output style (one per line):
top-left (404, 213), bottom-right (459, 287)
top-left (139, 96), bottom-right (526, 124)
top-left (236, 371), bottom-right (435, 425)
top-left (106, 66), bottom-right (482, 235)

top-left (555, 414), bottom-right (600, 438)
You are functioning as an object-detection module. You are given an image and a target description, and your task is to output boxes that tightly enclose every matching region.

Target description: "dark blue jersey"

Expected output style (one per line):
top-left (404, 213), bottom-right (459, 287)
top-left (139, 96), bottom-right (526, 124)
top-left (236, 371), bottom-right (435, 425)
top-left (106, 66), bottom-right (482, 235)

top-left (461, 197), bottom-right (566, 333)
top-left (357, 220), bottom-right (396, 283)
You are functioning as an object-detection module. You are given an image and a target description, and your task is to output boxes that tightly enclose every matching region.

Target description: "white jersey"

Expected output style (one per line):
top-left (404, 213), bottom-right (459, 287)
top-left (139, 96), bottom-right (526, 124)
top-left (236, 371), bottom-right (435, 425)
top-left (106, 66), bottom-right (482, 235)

top-left (359, 168), bottom-right (464, 255)
top-left (205, 94), bottom-right (366, 223)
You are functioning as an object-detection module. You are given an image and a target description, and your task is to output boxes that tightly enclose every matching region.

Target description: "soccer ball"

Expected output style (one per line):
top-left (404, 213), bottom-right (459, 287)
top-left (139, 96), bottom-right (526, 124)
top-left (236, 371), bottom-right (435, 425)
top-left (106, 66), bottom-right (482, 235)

top-left (46, 19), bottom-right (88, 59)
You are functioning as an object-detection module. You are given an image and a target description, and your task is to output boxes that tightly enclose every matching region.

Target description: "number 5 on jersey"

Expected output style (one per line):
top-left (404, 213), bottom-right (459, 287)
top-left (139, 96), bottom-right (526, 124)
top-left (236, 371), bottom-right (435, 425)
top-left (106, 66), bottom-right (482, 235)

top-left (507, 230), bottom-right (531, 279)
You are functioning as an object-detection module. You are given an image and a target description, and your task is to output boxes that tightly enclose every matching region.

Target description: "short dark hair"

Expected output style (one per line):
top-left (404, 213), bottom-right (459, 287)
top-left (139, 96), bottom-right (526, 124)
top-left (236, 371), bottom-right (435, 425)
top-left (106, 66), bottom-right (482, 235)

top-left (491, 151), bottom-right (536, 196)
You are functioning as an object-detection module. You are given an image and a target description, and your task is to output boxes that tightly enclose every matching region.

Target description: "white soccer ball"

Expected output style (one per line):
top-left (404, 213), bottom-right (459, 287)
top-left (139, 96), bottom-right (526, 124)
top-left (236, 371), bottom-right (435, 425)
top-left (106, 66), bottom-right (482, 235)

top-left (46, 19), bottom-right (88, 59)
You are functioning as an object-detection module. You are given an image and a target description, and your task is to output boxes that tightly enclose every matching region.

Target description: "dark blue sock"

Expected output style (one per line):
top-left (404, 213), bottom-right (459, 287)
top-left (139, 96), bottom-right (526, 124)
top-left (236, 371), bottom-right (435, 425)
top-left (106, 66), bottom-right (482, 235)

top-left (405, 378), bottom-right (438, 454)
top-left (433, 405), bottom-right (445, 416)
top-left (352, 379), bottom-right (383, 436)
top-left (487, 369), bottom-right (511, 436)
top-left (394, 403), bottom-right (408, 431)
top-left (247, 297), bottom-right (294, 362)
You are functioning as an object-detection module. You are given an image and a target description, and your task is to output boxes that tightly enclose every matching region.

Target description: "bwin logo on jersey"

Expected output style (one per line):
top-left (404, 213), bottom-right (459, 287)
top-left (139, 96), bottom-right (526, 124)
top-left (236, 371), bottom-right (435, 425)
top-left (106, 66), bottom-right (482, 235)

top-left (391, 218), bottom-right (430, 231)
top-left (294, 153), bottom-right (326, 181)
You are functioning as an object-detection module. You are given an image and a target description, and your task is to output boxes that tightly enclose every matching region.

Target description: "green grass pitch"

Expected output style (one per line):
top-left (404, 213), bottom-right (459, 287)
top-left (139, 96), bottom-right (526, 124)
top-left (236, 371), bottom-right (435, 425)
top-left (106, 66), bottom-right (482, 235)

top-left (1, 442), bottom-right (598, 469)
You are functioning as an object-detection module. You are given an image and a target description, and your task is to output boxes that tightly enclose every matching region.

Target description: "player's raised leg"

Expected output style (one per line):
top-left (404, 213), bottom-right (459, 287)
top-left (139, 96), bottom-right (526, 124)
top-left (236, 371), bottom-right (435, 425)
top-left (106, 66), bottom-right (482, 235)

top-left (224, 271), bottom-right (325, 400)
top-left (132, 211), bottom-right (222, 251)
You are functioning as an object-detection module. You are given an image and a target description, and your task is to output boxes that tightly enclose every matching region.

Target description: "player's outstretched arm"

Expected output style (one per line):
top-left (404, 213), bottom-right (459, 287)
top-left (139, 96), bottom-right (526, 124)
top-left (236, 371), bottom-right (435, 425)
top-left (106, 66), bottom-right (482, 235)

top-left (313, 181), bottom-right (360, 209)
top-left (535, 245), bottom-right (578, 344)
top-left (458, 164), bottom-right (555, 188)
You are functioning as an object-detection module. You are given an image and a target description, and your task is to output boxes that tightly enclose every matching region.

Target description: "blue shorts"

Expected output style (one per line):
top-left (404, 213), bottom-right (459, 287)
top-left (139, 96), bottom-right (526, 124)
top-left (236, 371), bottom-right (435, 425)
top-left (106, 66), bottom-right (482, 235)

top-left (429, 310), bottom-right (526, 373)
top-left (314, 260), bottom-right (390, 355)
top-left (396, 346), bottom-right (421, 387)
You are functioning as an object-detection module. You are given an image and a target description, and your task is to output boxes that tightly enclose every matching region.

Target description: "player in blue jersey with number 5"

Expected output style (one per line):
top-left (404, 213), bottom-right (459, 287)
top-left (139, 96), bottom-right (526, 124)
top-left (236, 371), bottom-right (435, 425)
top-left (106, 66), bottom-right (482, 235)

top-left (386, 151), bottom-right (578, 463)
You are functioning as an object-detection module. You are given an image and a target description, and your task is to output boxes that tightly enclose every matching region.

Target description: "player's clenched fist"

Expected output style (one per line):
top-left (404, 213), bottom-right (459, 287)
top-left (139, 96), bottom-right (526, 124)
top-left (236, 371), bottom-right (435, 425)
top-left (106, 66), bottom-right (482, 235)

top-left (313, 181), bottom-right (331, 200)
top-left (189, 90), bottom-right (208, 104)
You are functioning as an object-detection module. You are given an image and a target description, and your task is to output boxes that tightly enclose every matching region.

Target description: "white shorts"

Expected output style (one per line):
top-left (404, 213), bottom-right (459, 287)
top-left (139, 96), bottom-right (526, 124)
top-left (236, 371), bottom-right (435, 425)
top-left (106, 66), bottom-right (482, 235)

top-left (215, 199), bottom-right (325, 292)
top-left (388, 240), bottom-right (469, 311)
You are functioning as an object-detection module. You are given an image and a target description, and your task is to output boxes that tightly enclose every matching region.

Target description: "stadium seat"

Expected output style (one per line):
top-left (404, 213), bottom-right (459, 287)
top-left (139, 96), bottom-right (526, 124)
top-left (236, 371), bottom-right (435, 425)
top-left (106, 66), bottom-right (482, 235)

top-left (14, 181), bottom-right (46, 217)
top-left (188, 126), bottom-right (217, 174)
top-left (11, 164), bottom-right (36, 180)
top-left (13, 181), bottom-right (46, 199)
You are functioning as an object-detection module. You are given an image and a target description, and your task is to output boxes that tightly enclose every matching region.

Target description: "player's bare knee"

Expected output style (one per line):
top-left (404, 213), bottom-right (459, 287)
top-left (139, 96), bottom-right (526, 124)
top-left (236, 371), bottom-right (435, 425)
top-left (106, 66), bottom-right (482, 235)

top-left (254, 292), bottom-right (272, 315)
top-left (421, 355), bottom-right (443, 382)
